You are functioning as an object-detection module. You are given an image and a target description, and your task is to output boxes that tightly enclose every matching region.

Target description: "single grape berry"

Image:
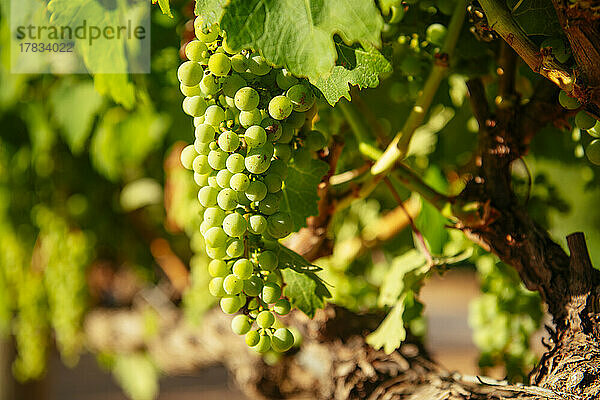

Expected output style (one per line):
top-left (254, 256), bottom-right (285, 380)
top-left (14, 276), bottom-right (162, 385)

top-left (248, 214), bottom-right (268, 234)
top-left (183, 96), bottom-right (208, 117)
top-left (205, 226), bottom-right (227, 247)
top-left (206, 245), bottom-right (227, 260)
top-left (230, 173), bottom-right (250, 191)
top-left (426, 23), bottom-right (447, 47)
top-left (586, 140), bottom-right (600, 165)
top-left (194, 20), bottom-right (219, 42)
top-left (244, 125), bottom-right (267, 148)
top-left (559, 90), bottom-right (581, 110)
top-left (258, 250), bottom-right (278, 271)
top-left (204, 207), bottom-right (225, 226)
top-left (258, 193), bottom-right (281, 215)
top-left (253, 334), bottom-right (271, 353)
top-left (226, 153), bottom-right (246, 174)
top-left (239, 109), bottom-right (263, 128)
top-left (273, 298), bottom-right (291, 315)
top-left (249, 56), bottom-right (272, 76)
top-left (223, 212), bottom-right (248, 237)
top-left (220, 295), bottom-right (244, 314)
top-left (276, 69), bottom-right (298, 90)
top-left (304, 130), bottom-right (327, 151)
top-left (575, 111), bottom-right (596, 130)
top-left (217, 188), bottom-right (238, 210)
top-left (246, 181), bottom-right (267, 202)
top-left (208, 149), bottom-right (228, 170)
top-left (233, 258), bottom-right (254, 280)
top-left (274, 144), bottom-right (292, 163)
top-left (235, 87), bottom-right (260, 111)
top-left (268, 95), bottom-right (293, 120)
top-left (231, 315), bottom-right (253, 335)
top-left (267, 212), bottom-right (293, 238)
top-left (177, 61), bottom-right (204, 86)
top-left (262, 282), bottom-right (281, 304)
top-left (222, 74), bottom-right (246, 97)
top-left (226, 239), bottom-right (245, 258)
top-left (223, 273), bottom-right (244, 295)
top-left (180, 83), bottom-right (202, 97)
top-left (208, 259), bottom-right (229, 277)
top-left (286, 84), bottom-right (315, 112)
top-left (245, 330), bottom-right (260, 347)
top-left (208, 53), bottom-right (232, 76)
top-left (180, 145), bottom-right (198, 170)
top-left (185, 40), bottom-right (209, 63)
top-left (264, 174), bottom-right (283, 193)
top-left (204, 105), bottom-right (226, 127)
top-left (195, 123), bottom-right (215, 143)
top-left (256, 310), bottom-right (275, 329)
top-left (245, 147), bottom-right (272, 174)
top-left (218, 131), bottom-right (240, 152)
top-left (271, 328), bottom-right (294, 352)
top-left (243, 275), bottom-right (264, 297)
top-left (200, 74), bottom-right (220, 95)
top-left (198, 186), bottom-right (219, 207)
top-left (208, 277), bottom-right (226, 297)
top-left (231, 54), bottom-right (249, 73)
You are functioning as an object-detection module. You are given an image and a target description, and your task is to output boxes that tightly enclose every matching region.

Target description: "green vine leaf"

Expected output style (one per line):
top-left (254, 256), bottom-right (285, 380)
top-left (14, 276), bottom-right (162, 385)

top-left (281, 265), bottom-right (330, 318)
top-left (280, 158), bottom-right (328, 231)
top-left (220, 0), bottom-right (384, 80)
top-left (506, 0), bottom-right (561, 36)
top-left (152, 0), bottom-right (172, 17)
top-left (195, 0), bottom-right (227, 25)
top-left (310, 44), bottom-right (391, 105)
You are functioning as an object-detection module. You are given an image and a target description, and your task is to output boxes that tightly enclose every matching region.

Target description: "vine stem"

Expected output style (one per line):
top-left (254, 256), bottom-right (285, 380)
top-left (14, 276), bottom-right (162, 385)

top-left (370, 0), bottom-right (468, 176)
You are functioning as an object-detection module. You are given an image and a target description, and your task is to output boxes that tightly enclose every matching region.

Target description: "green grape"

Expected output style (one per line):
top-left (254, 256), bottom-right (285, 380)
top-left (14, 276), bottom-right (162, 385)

top-left (304, 130), bottom-right (327, 151)
top-left (575, 111), bottom-right (596, 130)
top-left (559, 90), bottom-right (581, 110)
top-left (194, 172), bottom-right (209, 186)
top-left (248, 214), bottom-right (268, 234)
top-left (267, 212), bottom-right (293, 238)
top-left (234, 87), bottom-right (260, 111)
top-left (226, 153), bottom-right (246, 174)
top-left (195, 20), bottom-right (219, 43)
top-left (265, 271), bottom-right (283, 286)
top-left (244, 125), bottom-right (267, 148)
top-left (209, 277), bottom-right (226, 297)
top-left (218, 131), bottom-right (240, 152)
top-left (244, 276), bottom-right (263, 296)
top-left (286, 84), bottom-right (315, 112)
top-left (262, 282), bottom-right (281, 304)
top-left (223, 274), bottom-right (244, 295)
top-left (277, 124), bottom-right (294, 143)
top-left (180, 145), bottom-right (198, 170)
top-left (221, 36), bottom-right (238, 54)
top-left (246, 181), bottom-right (267, 202)
top-left (258, 250), bottom-right (278, 271)
top-left (261, 118), bottom-right (282, 141)
top-left (226, 238), bottom-right (245, 258)
top-left (233, 258), bottom-right (254, 280)
top-left (206, 245), bottom-right (227, 260)
top-left (208, 149), bottom-right (228, 170)
top-left (217, 188), bottom-right (238, 210)
top-left (245, 330), bottom-right (260, 346)
top-left (587, 140), bottom-right (600, 165)
top-left (205, 226), bottom-right (227, 247)
top-left (286, 111), bottom-right (306, 129)
top-left (245, 147), bottom-right (272, 174)
top-left (230, 173), bottom-right (250, 191)
top-left (216, 169), bottom-right (233, 188)
top-left (268, 95), bottom-right (293, 120)
top-left (192, 155), bottom-right (212, 175)
top-left (253, 334), bottom-right (271, 353)
top-left (200, 221), bottom-right (210, 235)
top-left (223, 212), bottom-right (247, 237)
top-left (276, 69), bottom-right (298, 90)
top-left (208, 259), bottom-right (229, 277)
top-left (178, 61), bottom-right (204, 86)
top-left (273, 144), bottom-right (292, 163)
top-left (194, 139), bottom-right (210, 155)
top-left (258, 193), bottom-right (281, 215)
top-left (198, 186), bottom-right (219, 207)
top-left (183, 96), bottom-right (209, 117)
top-left (256, 310), bottom-right (275, 329)
top-left (426, 23), bottom-right (447, 47)
top-left (194, 116), bottom-right (205, 127)
top-left (249, 55), bottom-right (272, 75)
top-left (231, 54), bottom-right (249, 73)
top-left (222, 74), bottom-right (247, 97)
top-left (239, 109), bottom-right (263, 128)
top-left (185, 40), bottom-right (209, 62)
top-left (271, 328), bottom-right (294, 352)
top-left (220, 295), bottom-right (243, 314)
top-left (588, 121), bottom-right (600, 138)
top-left (204, 105), bottom-right (226, 127)
top-left (200, 74), bottom-right (220, 96)
top-left (231, 315), bottom-right (253, 335)
top-left (236, 189), bottom-right (252, 206)
top-left (204, 207), bottom-right (226, 226)
top-left (181, 83), bottom-right (202, 97)
top-left (273, 299), bottom-right (291, 315)
top-left (208, 53), bottom-right (231, 76)
top-left (207, 172), bottom-right (220, 189)
top-left (293, 147), bottom-right (312, 168)
top-left (268, 159), bottom-right (289, 179)
top-left (264, 174), bottom-right (283, 193)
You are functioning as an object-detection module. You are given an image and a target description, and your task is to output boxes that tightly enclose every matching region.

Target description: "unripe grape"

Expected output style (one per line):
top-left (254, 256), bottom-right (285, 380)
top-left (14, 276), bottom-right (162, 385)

top-left (269, 95), bottom-right (293, 120)
top-left (262, 282), bottom-right (281, 304)
top-left (271, 328), bottom-right (294, 352)
top-left (222, 74), bottom-right (246, 97)
top-left (208, 149), bottom-right (228, 170)
top-left (217, 188), bottom-right (238, 210)
top-left (246, 181), bottom-right (267, 202)
top-left (261, 118), bottom-right (282, 141)
top-left (183, 96), bottom-right (209, 117)
top-left (575, 111), bottom-right (596, 130)
top-left (239, 109), bottom-right (263, 128)
top-left (206, 245), bottom-right (227, 260)
top-left (426, 23), bottom-right (447, 46)
top-left (248, 214), bottom-right (268, 234)
top-left (223, 212), bottom-right (247, 237)
top-left (588, 121), bottom-right (600, 138)
top-left (267, 212), bottom-right (293, 238)
top-left (245, 147), bottom-right (272, 174)
top-left (194, 20), bottom-right (219, 42)
top-left (249, 55), bottom-right (272, 76)
top-left (235, 87), bottom-right (260, 111)
top-left (194, 172), bottom-right (209, 186)
top-left (208, 53), bottom-right (231, 76)
top-left (205, 226), bottom-right (227, 247)
top-left (244, 125), bottom-right (267, 148)
top-left (258, 250), bottom-right (278, 272)
top-left (204, 207), bottom-right (226, 226)
top-left (195, 124), bottom-right (215, 142)
top-left (194, 116), bottom-right (205, 127)
top-left (180, 145), bottom-right (198, 170)
top-left (559, 90), bottom-right (581, 110)
top-left (185, 40), bottom-right (209, 62)
top-left (223, 273), bottom-right (244, 294)
top-left (264, 174), bottom-right (283, 193)
top-left (207, 172), bottom-right (220, 189)
top-left (226, 239), bottom-right (245, 258)
top-left (208, 259), bottom-right (229, 277)
top-left (209, 277), bottom-right (226, 297)
top-left (233, 258), bottom-right (254, 280)
top-left (180, 83), bottom-right (202, 97)
top-left (216, 169), bottom-right (233, 188)
top-left (226, 153), bottom-right (246, 174)
top-left (231, 54), bottom-right (249, 73)
top-left (256, 310), bottom-right (275, 328)
top-left (178, 61), bottom-right (204, 86)
top-left (200, 74), bottom-right (220, 96)
top-left (586, 140), bottom-right (600, 165)
top-left (245, 330), bottom-right (260, 346)
top-left (194, 139), bottom-right (210, 155)
top-left (258, 193), bottom-right (281, 215)
top-left (230, 173), bottom-right (250, 191)
top-left (265, 271), bottom-right (283, 286)
top-left (220, 295), bottom-right (243, 314)
top-left (286, 111), bottom-right (306, 129)
top-left (231, 315), bottom-right (252, 335)
top-left (218, 131), bottom-right (240, 152)
top-left (198, 186), bottom-right (219, 207)
top-left (304, 130), bottom-right (327, 151)
top-left (276, 69), bottom-right (298, 90)
top-left (204, 105), bottom-right (226, 127)
top-left (273, 298), bottom-right (291, 315)
top-left (192, 155), bottom-right (212, 175)
top-left (244, 275), bottom-right (264, 296)
top-left (273, 144), bottom-right (292, 163)
top-left (286, 84), bottom-right (314, 112)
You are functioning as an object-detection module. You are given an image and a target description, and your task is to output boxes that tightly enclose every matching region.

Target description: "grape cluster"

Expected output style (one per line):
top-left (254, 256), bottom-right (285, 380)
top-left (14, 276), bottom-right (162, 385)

top-left (558, 90), bottom-right (600, 165)
top-left (177, 19), bottom-right (325, 353)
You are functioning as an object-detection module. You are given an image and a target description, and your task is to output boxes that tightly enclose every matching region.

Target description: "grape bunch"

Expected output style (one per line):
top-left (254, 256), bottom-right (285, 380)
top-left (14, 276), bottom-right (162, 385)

top-left (558, 90), bottom-right (600, 165)
top-left (177, 19), bottom-right (326, 353)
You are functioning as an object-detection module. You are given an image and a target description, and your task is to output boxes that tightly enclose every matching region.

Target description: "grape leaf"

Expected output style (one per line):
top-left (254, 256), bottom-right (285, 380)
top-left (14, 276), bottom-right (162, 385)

top-left (281, 265), bottom-right (330, 318)
top-left (93, 75), bottom-right (135, 110)
top-left (220, 0), bottom-right (384, 80)
top-left (49, 80), bottom-right (103, 155)
top-left (365, 298), bottom-right (406, 354)
top-left (278, 245), bottom-right (323, 272)
top-left (195, 0), bottom-right (227, 25)
top-left (113, 354), bottom-right (158, 400)
top-left (311, 44), bottom-right (391, 105)
top-left (152, 0), bottom-right (172, 17)
top-left (378, 250), bottom-right (427, 307)
top-left (414, 167), bottom-right (449, 254)
top-left (280, 158), bottom-right (328, 231)
top-left (506, 0), bottom-right (561, 36)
